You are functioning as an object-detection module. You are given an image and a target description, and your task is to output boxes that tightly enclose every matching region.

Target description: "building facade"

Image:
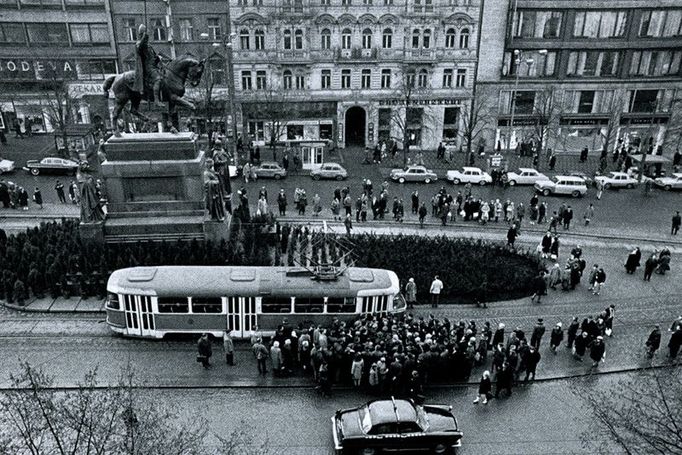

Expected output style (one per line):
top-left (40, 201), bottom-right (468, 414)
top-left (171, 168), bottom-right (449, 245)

top-left (0, 0), bottom-right (118, 133)
top-left (477, 0), bottom-right (682, 157)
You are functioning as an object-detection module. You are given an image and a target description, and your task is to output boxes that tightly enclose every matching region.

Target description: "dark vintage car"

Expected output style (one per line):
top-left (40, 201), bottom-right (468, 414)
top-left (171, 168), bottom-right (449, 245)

top-left (332, 398), bottom-right (463, 454)
top-left (24, 157), bottom-right (79, 176)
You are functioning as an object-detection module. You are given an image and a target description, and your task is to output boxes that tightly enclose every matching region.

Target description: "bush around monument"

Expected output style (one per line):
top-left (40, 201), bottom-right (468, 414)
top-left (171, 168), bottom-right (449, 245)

top-left (0, 216), bottom-right (540, 305)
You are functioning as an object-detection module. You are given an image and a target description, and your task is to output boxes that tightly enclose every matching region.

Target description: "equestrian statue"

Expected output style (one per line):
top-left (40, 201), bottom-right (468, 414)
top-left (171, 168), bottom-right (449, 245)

top-left (103, 24), bottom-right (205, 134)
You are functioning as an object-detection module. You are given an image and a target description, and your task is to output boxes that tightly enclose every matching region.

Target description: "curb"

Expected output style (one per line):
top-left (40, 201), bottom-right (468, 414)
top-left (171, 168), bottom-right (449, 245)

top-left (1, 300), bottom-right (105, 314)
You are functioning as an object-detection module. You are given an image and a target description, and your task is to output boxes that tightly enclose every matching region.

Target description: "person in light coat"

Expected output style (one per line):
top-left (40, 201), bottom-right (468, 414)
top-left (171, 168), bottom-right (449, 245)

top-left (350, 354), bottom-right (364, 387)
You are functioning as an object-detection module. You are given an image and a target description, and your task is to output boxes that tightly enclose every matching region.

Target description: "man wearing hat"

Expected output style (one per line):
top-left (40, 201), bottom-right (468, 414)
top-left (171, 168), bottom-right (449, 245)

top-left (549, 322), bottom-right (564, 354)
top-left (530, 319), bottom-right (546, 349)
top-left (590, 336), bottom-right (606, 368)
top-left (405, 278), bottom-right (417, 309)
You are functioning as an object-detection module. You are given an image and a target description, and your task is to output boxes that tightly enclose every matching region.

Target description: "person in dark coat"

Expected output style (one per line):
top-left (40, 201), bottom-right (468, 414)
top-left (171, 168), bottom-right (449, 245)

top-left (566, 317), bottom-right (580, 349)
top-left (530, 272), bottom-right (547, 303)
top-left (645, 325), bottom-right (661, 358)
top-left (54, 180), bottom-right (66, 203)
top-left (473, 370), bottom-right (492, 404)
top-left (197, 333), bottom-right (212, 369)
top-left (492, 323), bottom-right (505, 348)
top-left (541, 231), bottom-right (552, 255)
top-left (589, 336), bottom-right (606, 368)
top-left (573, 331), bottom-right (589, 361)
top-left (549, 322), bottom-right (564, 353)
top-left (625, 247), bottom-right (641, 274)
top-left (18, 186), bottom-right (29, 210)
top-left (644, 252), bottom-right (658, 281)
top-left (32, 187), bottom-right (42, 209)
top-left (669, 327), bottom-right (682, 360)
top-left (494, 363), bottom-right (513, 398)
top-left (672, 211), bottom-right (681, 235)
top-left (530, 319), bottom-right (546, 349)
top-left (507, 224), bottom-right (518, 248)
top-left (524, 346), bottom-right (541, 381)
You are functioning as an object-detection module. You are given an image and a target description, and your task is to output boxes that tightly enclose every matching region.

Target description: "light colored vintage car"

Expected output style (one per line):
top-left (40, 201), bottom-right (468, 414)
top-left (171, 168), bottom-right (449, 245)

top-left (390, 165), bottom-right (437, 184)
top-left (446, 167), bottom-right (492, 185)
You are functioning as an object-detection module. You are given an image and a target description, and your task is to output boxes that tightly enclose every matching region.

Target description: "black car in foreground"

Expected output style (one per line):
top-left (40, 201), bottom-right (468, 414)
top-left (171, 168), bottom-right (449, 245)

top-left (332, 397), bottom-right (463, 454)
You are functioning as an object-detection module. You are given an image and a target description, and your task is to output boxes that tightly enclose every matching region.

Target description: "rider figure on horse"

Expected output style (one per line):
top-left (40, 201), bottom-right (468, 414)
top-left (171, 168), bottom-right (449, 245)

top-left (133, 24), bottom-right (164, 107)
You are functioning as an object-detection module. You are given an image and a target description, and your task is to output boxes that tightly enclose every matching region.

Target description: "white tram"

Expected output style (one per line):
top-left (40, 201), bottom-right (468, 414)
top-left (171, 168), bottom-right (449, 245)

top-left (106, 266), bottom-right (405, 339)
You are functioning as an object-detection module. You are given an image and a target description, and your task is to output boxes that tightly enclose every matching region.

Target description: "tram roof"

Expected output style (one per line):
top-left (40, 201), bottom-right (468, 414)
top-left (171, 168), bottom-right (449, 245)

top-left (107, 266), bottom-right (396, 297)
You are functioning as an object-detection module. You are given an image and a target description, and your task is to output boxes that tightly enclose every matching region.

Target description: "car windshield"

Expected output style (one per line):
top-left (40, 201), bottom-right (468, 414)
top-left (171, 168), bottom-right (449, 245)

top-left (608, 172), bottom-right (618, 178)
top-left (359, 406), bottom-right (372, 433)
top-left (552, 176), bottom-right (561, 183)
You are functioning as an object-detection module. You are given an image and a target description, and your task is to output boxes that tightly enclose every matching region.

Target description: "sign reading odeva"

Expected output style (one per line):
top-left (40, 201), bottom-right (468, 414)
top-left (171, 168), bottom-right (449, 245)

top-left (0, 59), bottom-right (77, 80)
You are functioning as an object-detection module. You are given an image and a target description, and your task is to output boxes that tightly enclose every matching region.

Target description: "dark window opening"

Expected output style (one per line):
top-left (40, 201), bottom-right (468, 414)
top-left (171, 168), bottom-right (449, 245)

top-left (261, 296), bottom-right (291, 313)
top-left (191, 297), bottom-right (222, 313)
top-left (294, 297), bottom-right (325, 313)
top-left (326, 297), bottom-right (356, 313)
top-left (157, 297), bottom-right (189, 313)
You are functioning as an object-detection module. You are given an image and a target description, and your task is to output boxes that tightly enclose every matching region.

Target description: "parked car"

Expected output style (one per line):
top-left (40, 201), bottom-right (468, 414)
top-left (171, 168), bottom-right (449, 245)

top-left (654, 173), bottom-right (682, 191)
top-left (503, 167), bottom-right (548, 186)
top-left (0, 158), bottom-right (15, 174)
top-left (24, 157), bottom-right (79, 176)
top-left (446, 167), bottom-right (492, 185)
top-left (567, 171), bottom-right (594, 187)
top-left (534, 175), bottom-right (588, 197)
top-left (594, 171), bottom-right (638, 189)
top-left (390, 165), bottom-right (438, 184)
top-left (332, 398), bottom-right (463, 455)
top-left (253, 161), bottom-right (287, 179)
top-left (310, 162), bottom-right (348, 180)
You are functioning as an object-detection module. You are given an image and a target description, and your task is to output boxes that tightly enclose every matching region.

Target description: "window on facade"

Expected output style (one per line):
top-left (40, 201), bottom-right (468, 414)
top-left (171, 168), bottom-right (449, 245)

top-left (566, 90), bottom-right (615, 114)
top-left (294, 0), bottom-right (303, 12)
top-left (424, 0), bottom-right (432, 12)
top-left (573, 11), bottom-right (627, 38)
top-left (240, 29), bottom-right (250, 49)
top-left (254, 0), bottom-right (263, 5)
top-left (455, 68), bottom-right (466, 87)
top-left (629, 89), bottom-right (660, 113)
top-left (179, 19), bottom-right (193, 41)
top-left (443, 107), bottom-right (459, 139)
top-left (413, 0), bottom-right (421, 12)
top-left (361, 68), bottom-right (371, 88)
top-left (384, 0), bottom-right (392, 4)
top-left (577, 91), bottom-right (595, 113)
top-left (321, 69), bottom-right (331, 88)
top-left (639, 11), bottom-right (666, 37)
top-left (515, 91), bottom-right (536, 115)
top-left (69, 23), bottom-right (109, 44)
top-left (295, 74), bottom-right (305, 89)
top-left (445, 28), bottom-right (455, 48)
top-left (207, 18), bottom-right (222, 40)
top-left (406, 108), bottom-right (423, 146)
top-left (422, 29), bottom-right (431, 49)
top-left (662, 10), bottom-right (682, 37)
top-left (459, 28), bottom-right (469, 48)
top-left (191, 297), bottom-right (222, 314)
top-left (342, 0), bottom-right (350, 5)
top-left (442, 68), bottom-right (453, 87)
top-left (320, 0), bottom-right (330, 5)
top-left (256, 70), bottom-right (266, 89)
top-left (255, 29), bottom-right (264, 49)
top-left (0, 23), bottom-right (25, 44)
top-left (406, 71), bottom-right (416, 88)
top-left (157, 297), bottom-right (189, 313)
top-left (363, 0), bottom-right (372, 4)
top-left (321, 28), bottom-right (331, 49)
top-left (341, 69), bottom-right (351, 88)
top-left (283, 30), bottom-right (292, 49)
top-left (417, 69), bottom-right (428, 88)
top-left (513, 11), bottom-right (563, 38)
top-left (362, 28), bottom-right (372, 49)
top-left (342, 28), bottom-right (351, 49)
top-left (412, 29), bottom-right (420, 48)
top-left (566, 51), bottom-right (619, 77)
top-left (26, 23), bottom-right (68, 44)
top-left (295, 29), bottom-right (303, 49)
top-left (503, 50), bottom-right (557, 77)
top-left (241, 70), bottom-right (252, 90)
top-left (382, 28), bottom-right (392, 48)
top-left (123, 18), bottom-right (137, 41)
top-left (381, 69), bottom-right (391, 88)
top-left (378, 108), bottom-right (391, 141)
top-left (283, 70), bottom-right (292, 89)
top-left (151, 18), bottom-right (166, 41)
top-left (630, 50), bottom-right (682, 76)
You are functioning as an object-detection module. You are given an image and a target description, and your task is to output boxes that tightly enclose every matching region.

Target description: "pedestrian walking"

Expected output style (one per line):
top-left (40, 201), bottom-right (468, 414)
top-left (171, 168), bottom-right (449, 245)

top-left (270, 341), bottom-right (283, 376)
top-left (604, 304), bottom-right (615, 336)
top-left (583, 203), bottom-right (594, 226)
top-left (32, 187), bottom-right (43, 209)
top-left (573, 331), bottom-right (589, 361)
top-left (563, 205), bottom-right (573, 229)
top-left (252, 337), bottom-right (269, 376)
top-left (625, 247), bottom-right (641, 274)
top-left (566, 317), bottom-right (580, 349)
top-left (506, 224), bottom-right (518, 248)
top-left (429, 275), bottom-right (443, 308)
top-left (645, 325), bottom-right (661, 359)
top-left (277, 189), bottom-right (287, 216)
top-left (644, 252), bottom-right (658, 281)
top-left (405, 277), bottom-right (417, 309)
top-left (351, 354), bottom-right (364, 388)
top-left (530, 318), bottom-right (546, 349)
top-left (222, 331), bottom-right (235, 366)
top-left (495, 363), bottom-right (513, 398)
top-left (18, 186), bottom-right (28, 210)
top-left (592, 267), bottom-right (607, 295)
top-left (344, 214), bottom-right (353, 235)
top-left (524, 346), bottom-right (541, 381)
top-left (418, 202), bottom-right (427, 228)
top-left (473, 371), bottom-right (492, 404)
top-left (55, 180), bottom-right (66, 203)
top-left (318, 361), bottom-right (332, 397)
top-left (596, 180), bottom-right (603, 200)
top-left (672, 211), bottom-right (681, 235)
top-left (669, 327), bottom-right (682, 361)
top-left (549, 323), bottom-right (563, 353)
top-left (197, 333), bottom-right (212, 369)
top-left (530, 271), bottom-right (546, 303)
top-left (589, 336), bottom-right (606, 368)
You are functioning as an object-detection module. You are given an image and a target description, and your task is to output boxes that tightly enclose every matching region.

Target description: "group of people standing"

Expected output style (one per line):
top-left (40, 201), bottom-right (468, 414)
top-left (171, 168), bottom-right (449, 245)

top-left (0, 179), bottom-right (46, 211)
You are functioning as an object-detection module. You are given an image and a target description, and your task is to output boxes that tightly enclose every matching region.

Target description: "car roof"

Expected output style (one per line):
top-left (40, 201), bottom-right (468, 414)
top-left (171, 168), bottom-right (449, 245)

top-left (367, 399), bottom-right (417, 426)
top-left (409, 165), bottom-right (427, 169)
top-left (518, 167), bottom-right (537, 172)
top-left (672, 173), bottom-right (682, 178)
top-left (462, 167), bottom-right (482, 171)
top-left (609, 171), bottom-right (628, 176)
top-left (554, 175), bottom-right (586, 182)
top-left (260, 161), bottom-right (280, 166)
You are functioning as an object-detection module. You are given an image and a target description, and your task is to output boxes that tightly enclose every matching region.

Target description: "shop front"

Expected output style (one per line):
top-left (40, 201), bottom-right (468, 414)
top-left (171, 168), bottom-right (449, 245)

top-left (557, 116), bottom-right (610, 154)
top-left (618, 114), bottom-right (669, 155)
top-left (495, 117), bottom-right (546, 155)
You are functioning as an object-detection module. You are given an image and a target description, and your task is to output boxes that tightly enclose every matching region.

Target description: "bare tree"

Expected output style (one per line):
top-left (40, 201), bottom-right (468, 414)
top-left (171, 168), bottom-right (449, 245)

top-left (458, 93), bottom-right (496, 165)
top-left (663, 96), bottom-right (682, 159)
top-left (42, 72), bottom-right (75, 158)
top-left (0, 362), bottom-right (272, 455)
top-left (247, 88), bottom-right (294, 158)
top-left (577, 369), bottom-right (682, 455)
top-left (530, 88), bottom-right (563, 160)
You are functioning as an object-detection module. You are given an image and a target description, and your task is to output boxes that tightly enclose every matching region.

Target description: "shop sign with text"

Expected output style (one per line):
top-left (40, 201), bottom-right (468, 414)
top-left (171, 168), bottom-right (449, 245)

top-left (0, 59), bottom-right (77, 81)
top-left (379, 98), bottom-right (464, 106)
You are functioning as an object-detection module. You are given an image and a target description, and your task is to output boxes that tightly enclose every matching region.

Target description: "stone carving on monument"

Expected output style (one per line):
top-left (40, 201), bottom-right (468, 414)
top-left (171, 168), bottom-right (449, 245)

top-left (102, 24), bottom-right (205, 134)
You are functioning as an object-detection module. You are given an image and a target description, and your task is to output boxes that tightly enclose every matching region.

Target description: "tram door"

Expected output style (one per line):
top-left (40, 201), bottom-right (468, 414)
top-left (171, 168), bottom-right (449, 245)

top-left (360, 295), bottom-right (389, 316)
top-left (226, 297), bottom-right (257, 338)
top-left (123, 295), bottom-right (155, 337)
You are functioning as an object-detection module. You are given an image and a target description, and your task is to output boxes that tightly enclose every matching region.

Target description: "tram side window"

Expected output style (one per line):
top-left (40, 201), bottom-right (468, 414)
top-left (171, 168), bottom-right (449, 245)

top-left (191, 297), bottom-right (223, 314)
top-left (326, 297), bottom-right (356, 313)
top-left (157, 297), bottom-right (189, 313)
top-left (106, 293), bottom-right (120, 310)
top-left (261, 296), bottom-right (292, 314)
top-left (294, 297), bottom-right (325, 313)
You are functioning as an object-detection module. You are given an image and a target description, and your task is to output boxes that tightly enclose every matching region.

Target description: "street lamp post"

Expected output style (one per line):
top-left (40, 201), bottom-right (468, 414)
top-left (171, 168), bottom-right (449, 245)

top-left (506, 49), bottom-right (546, 153)
top-left (211, 12), bottom-right (238, 161)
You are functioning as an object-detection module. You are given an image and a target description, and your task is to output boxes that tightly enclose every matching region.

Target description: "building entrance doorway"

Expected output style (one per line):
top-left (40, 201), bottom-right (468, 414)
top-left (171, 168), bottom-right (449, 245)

top-left (345, 106), bottom-right (366, 147)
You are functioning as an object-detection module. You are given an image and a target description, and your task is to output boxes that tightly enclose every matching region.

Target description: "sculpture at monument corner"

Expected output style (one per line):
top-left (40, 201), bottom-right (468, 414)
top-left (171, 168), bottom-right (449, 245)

top-left (80, 175), bottom-right (105, 223)
top-left (204, 158), bottom-right (226, 221)
top-left (103, 24), bottom-right (205, 134)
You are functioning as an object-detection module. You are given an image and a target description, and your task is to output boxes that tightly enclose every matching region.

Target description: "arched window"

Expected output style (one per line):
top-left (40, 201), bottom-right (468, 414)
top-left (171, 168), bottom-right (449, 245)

top-left (362, 28), bottom-right (372, 49)
top-left (459, 28), bottom-right (470, 49)
top-left (295, 29), bottom-right (303, 49)
top-left (418, 68), bottom-right (428, 87)
top-left (382, 28), bottom-right (392, 48)
top-left (240, 29), bottom-right (250, 50)
top-left (283, 70), bottom-right (292, 89)
top-left (321, 28), bottom-right (331, 49)
top-left (445, 28), bottom-right (456, 48)
top-left (423, 29), bottom-right (431, 49)
top-left (342, 28), bottom-right (352, 49)
top-left (254, 29), bottom-right (265, 50)
top-left (412, 29), bottom-right (420, 48)
top-left (283, 29), bottom-right (292, 50)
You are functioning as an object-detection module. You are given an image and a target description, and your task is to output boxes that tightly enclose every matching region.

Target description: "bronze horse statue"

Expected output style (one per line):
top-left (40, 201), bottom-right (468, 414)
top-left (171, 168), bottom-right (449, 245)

top-left (103, 55), bottom-right (204, 132)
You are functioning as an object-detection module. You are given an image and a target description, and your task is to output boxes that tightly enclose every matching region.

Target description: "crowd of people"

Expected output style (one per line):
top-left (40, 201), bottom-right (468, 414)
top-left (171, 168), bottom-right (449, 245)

top-left (0, 178), bottom-right (96, 211)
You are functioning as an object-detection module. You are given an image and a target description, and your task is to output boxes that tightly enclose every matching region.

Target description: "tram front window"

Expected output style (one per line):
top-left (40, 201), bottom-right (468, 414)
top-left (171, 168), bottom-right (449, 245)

top-left (106, 293), bottom-right (120, 310)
